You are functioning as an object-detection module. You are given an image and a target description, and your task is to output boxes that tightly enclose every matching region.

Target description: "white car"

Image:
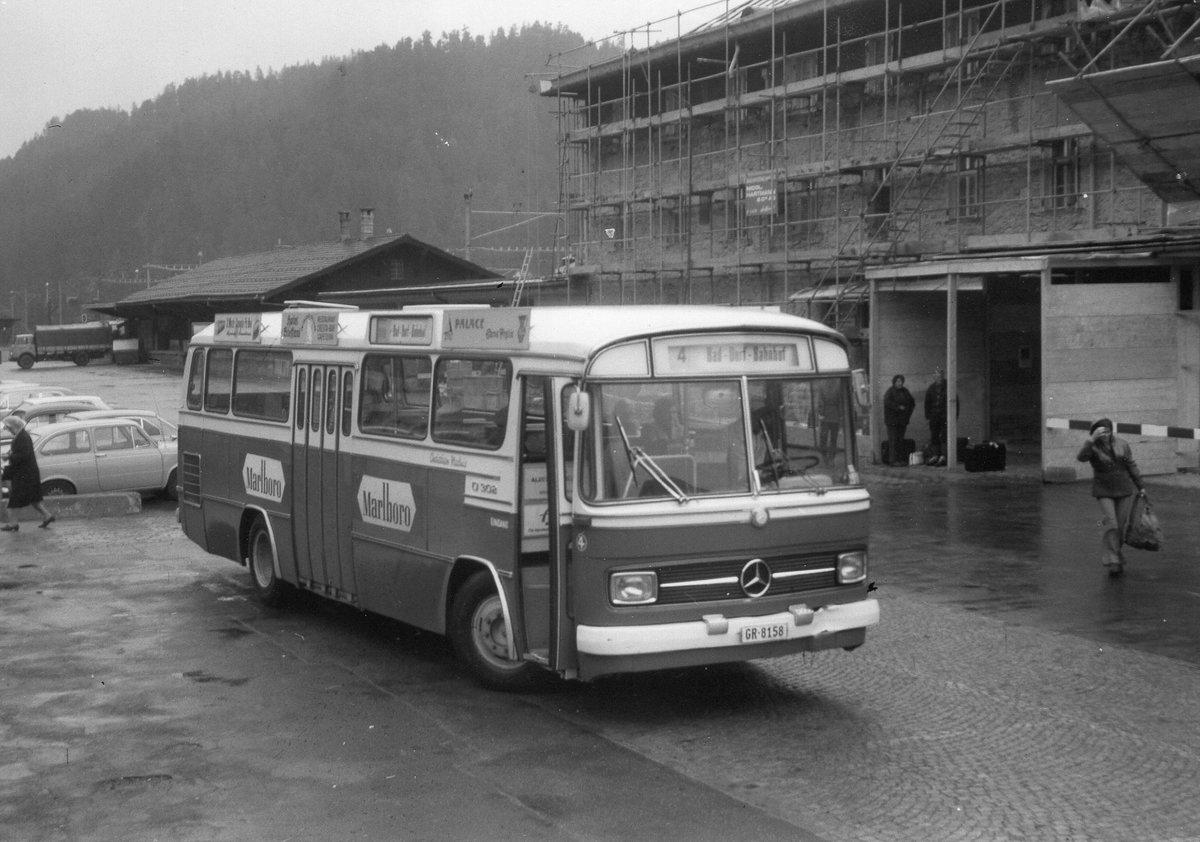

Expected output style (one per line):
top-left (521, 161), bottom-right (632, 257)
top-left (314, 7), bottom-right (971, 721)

top-left (0, 384), bottom-right (75, 420)
top-left (27, 418), bottom-right (178, 499)
top-left (2, 395), bottom-right (112, 441)
top-left (63, 409), bottom-right (178, 444)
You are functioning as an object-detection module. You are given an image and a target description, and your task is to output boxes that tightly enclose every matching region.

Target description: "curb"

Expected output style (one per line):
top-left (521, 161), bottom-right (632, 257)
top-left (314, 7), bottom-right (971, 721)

top-left (5, 492), bottom-right (144, 521)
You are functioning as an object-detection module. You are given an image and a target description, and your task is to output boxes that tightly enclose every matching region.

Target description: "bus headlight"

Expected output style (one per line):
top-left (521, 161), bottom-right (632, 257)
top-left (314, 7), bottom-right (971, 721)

top-left (610, 571), bottom-right (658, 605)
top-left (836, 551), bottom-right (867, 584)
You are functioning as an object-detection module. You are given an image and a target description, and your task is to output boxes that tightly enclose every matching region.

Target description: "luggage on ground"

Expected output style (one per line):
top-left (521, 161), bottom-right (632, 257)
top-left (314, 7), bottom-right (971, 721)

top-left (963, 440), bottom-right (1006, 472)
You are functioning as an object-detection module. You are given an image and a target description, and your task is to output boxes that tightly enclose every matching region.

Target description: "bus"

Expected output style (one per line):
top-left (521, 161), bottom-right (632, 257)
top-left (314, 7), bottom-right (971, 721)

top-left (178, 305), bottom-right (879, 687)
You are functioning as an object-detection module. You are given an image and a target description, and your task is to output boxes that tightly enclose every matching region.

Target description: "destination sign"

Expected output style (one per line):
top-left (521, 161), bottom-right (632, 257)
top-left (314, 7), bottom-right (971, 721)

top-left (652, 334), bottom-right (813, 374)
top-left (441, 308), bottom-right (530, 350)
top-left (281, 310), bottom-right (341, 346)
top-left (370, 315), bottom-right (434, 346)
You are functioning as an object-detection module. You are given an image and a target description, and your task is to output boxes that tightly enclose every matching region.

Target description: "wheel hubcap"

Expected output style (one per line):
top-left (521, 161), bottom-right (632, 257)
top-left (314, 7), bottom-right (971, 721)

top-left (472, 597), bottom-right (510, 663)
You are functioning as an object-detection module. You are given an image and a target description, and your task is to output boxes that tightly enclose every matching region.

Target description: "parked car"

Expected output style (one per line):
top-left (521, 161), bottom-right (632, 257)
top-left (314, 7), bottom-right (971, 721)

top-left (26, 418), bottom-right (178, 499)
top-left (1, 395), bottom-right (113, 455)
top-left (63, 409), bottom-right (178, 444)
top-left (0, 384), bottom-right (74, 420)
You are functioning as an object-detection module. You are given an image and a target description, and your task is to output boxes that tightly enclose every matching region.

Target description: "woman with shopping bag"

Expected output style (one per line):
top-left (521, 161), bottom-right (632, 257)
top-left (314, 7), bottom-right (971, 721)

top-left (1076, 417), bottom-right (1144, 577)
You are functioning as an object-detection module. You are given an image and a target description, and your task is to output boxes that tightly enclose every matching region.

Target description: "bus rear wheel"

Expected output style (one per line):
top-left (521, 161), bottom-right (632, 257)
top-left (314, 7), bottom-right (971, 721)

top-left (450, 572), bottom-right (539, 691)
top-left (72, 351), bottom-right (90, 366)
top-left (247, 518), bottom-right (287, 607)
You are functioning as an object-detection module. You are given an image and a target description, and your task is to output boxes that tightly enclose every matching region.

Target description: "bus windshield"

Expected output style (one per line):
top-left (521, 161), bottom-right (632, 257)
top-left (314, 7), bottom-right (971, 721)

top-left (581, 375), bottom-right (855, 502)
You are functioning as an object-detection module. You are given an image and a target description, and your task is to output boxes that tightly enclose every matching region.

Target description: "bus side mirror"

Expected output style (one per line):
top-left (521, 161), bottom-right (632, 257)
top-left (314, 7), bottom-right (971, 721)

top-left (852, 369), bottom-right (869, 408)
top-left (566, 389), bottom-right (590, 432)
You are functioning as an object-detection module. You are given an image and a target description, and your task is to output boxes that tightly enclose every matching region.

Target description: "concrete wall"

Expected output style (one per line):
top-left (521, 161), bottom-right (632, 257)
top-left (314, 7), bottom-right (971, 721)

top-left (1042, 276), bottom-right (1179, 478)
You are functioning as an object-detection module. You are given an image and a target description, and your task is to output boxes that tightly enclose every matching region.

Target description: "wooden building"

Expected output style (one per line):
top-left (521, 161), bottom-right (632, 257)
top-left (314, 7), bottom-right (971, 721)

top-left (106, 213), bottom-right (506, 367)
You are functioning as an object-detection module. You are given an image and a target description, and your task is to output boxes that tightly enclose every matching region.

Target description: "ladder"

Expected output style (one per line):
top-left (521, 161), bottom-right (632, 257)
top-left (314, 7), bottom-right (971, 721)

top-left (511, 247), bottom-right (533, 306)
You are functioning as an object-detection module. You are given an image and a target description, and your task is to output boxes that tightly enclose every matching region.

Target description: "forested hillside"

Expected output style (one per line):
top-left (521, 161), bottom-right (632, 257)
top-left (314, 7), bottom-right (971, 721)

top-left (0, 25), bottom-right (610, 313)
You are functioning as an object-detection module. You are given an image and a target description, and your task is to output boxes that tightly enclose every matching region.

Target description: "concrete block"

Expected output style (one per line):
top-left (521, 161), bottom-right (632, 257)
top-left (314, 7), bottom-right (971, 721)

top-left (5, 492), bottom-right (144, 521)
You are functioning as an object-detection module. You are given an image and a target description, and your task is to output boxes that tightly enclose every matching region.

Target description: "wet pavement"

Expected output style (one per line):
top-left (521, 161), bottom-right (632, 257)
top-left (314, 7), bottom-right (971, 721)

top-left (866, 475), bottom-right (1200, 665)
top-left (2, 360), bottom-right (1199, 841)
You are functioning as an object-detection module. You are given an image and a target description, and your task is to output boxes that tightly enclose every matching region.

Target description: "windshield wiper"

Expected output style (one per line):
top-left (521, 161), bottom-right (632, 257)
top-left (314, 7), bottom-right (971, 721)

top-left (615, 417), bottom-right (689, 503)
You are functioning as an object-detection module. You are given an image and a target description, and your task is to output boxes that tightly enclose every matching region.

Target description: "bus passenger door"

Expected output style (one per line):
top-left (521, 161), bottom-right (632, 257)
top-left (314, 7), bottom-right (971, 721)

top-left (291, 364), bottom-right (355, 600)
top-left (516, 377), bottom-right (572, 673)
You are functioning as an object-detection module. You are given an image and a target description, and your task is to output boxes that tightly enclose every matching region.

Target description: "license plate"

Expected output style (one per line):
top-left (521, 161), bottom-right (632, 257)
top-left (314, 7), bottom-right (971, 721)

top-left (741, 623), bottom-right (788, 643)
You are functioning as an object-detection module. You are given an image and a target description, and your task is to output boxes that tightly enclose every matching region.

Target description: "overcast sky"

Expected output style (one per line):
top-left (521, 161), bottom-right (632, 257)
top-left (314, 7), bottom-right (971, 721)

top-left (0, 0), bottom-right (735, 160)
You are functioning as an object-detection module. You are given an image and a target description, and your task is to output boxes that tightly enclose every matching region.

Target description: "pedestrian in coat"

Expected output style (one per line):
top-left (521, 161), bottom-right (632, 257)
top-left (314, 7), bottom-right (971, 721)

top-left (924, 368), bottom-right (949, 466)
top-left (883, 375), bottom-right (915, 466)
top-left (1076, 417), bottom-right (1143, 576)
top-left (1, 416), bottom-right (54, 531)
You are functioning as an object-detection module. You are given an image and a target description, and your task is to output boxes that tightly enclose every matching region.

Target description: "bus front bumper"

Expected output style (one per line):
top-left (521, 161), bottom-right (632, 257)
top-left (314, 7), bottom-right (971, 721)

top-left (576, 598), bottom-right (880, 658)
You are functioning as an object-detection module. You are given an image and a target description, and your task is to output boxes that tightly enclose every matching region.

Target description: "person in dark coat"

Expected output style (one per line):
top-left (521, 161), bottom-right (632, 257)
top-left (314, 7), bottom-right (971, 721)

top-left (923, 368), bottom-right (949, 466)
top-left (883, 375), bottom-right (915, 466)
top-left (1076, 417), bottom-right (1144, 576)
top-left (2, 416), bottom-right (54, 531)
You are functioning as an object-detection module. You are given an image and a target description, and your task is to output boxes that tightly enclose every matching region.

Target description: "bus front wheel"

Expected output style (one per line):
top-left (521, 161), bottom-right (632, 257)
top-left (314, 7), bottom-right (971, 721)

top-left (450, 572), bottom-right (538, 691)
top-left (17, 354), bottom-right (34, 370)
top-left (247, 518), bottom-right (287, 607)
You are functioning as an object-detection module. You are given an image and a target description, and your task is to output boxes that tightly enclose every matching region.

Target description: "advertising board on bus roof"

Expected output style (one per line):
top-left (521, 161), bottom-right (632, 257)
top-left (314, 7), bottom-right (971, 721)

top-left (213, 314), bottom-right (264, 344)
top-left (280, 310), bottom-right (341, 347)
top-left (440, 308), bottom-right (530, 351)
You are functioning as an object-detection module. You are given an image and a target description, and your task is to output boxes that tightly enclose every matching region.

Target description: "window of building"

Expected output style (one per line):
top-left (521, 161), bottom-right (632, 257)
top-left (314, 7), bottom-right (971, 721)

top-left (786, 181), bottom-right (817, 240)
top-left (697, 191), bottom-right (713, 228)
top-left (950, 156), bottom-right (985, 220)
top-left (1047, 139), bottom-right (1078, 209)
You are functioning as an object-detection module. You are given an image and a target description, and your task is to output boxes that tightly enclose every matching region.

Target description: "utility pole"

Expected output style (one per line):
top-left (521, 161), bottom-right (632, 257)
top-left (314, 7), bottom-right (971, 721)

top-left (464, 189), bottom-right (473, 262)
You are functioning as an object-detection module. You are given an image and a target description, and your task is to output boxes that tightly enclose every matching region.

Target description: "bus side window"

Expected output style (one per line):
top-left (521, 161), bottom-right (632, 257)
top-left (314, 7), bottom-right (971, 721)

top-left (432, 357), bottom-right (512, 449)
top-left (296, 368), bottom-right (308, 430)
top-left (360, 354), bottom-right (430, 438)
top-left (325, 369), bottom-right (338, 435)
top-left (204, 349), bottom-right (232, 414)
top-left (310, 370), bottom-right (323, 433)
top-left (186, 349), bottom-right (205, 411)
top-left (341, 370), bottom-right (353, 437)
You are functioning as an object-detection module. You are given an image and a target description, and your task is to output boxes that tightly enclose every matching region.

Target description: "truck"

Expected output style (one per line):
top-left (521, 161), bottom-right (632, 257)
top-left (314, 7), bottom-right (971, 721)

top-left (9, 322), bottom-right (116, 369)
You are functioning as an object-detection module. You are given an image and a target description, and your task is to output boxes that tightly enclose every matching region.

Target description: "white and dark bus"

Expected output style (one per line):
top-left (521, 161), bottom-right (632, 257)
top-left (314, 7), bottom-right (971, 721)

top-left (179, 305), bottom-right (879, 687)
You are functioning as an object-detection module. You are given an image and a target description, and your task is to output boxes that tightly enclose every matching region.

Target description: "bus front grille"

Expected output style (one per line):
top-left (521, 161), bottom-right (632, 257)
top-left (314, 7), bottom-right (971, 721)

top-left (655, 554), bottom-right (839, 605)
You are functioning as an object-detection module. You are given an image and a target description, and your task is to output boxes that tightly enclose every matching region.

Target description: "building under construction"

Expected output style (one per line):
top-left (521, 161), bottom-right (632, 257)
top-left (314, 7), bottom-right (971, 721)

top-left (539, 0), bottom-right (1200, 479)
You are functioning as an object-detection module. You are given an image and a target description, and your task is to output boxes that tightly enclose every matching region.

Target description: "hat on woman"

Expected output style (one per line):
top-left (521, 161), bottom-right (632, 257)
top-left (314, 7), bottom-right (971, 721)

top-left (1089, 417), bottom-right (1113, 435)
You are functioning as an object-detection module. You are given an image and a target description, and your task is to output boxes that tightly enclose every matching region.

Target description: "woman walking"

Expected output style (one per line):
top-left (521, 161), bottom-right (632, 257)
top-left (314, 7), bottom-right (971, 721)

top-left (1076, 417), bottom-right (1143, 576)
top-left (1, 416), bottom-right (54, 531)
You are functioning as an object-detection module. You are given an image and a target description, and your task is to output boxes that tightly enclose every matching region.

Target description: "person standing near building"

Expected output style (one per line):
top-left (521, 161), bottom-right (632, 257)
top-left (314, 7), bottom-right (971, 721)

top-left (1077, 417), bottom-right (1144, 576)
top-left (923, 368), bottom-right (949, 466)
top-left (883, 374), bottom-right (915, 466)
top-left (1, 416), bottom-right (54, 531)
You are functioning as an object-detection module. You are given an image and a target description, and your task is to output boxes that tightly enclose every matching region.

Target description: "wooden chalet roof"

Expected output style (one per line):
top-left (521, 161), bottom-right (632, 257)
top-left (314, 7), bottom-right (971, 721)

top-left (119, 234), bottom-right (498, 308)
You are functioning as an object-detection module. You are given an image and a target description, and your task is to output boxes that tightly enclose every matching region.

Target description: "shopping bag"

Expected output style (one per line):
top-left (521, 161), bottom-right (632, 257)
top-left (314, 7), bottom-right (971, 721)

top-left (1124, 493), bottom-right (1162, 551)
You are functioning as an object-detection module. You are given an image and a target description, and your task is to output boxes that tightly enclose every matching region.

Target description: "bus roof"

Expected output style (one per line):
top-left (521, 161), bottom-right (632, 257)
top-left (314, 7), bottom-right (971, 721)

top-left (194, 305), bottom-right (844, 366)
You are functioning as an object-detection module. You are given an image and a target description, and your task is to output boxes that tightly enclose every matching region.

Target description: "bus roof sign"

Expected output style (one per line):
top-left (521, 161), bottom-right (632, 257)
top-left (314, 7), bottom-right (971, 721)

top-left (441, 308), bottom-right (530, 351)
top-left (281, 310), bottom-right (341, 347)
top-left (214, 314), bottom-right (265, 343)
